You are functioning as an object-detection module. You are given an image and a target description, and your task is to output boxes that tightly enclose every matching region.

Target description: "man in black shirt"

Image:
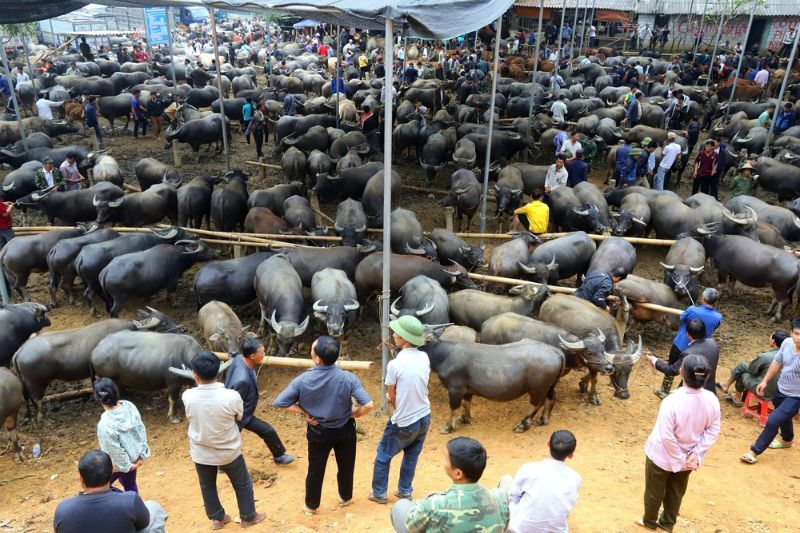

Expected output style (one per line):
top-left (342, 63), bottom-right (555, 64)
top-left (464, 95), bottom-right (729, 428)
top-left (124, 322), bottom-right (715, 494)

top-left (79, 37), bottom-right (93, 62)
top-left (53, 450), bottom-right (166, 533)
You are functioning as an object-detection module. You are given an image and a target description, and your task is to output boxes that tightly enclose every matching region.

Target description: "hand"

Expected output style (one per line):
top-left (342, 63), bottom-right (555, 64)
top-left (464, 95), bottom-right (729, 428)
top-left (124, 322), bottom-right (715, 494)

top-left (684, 452), bottom-right (699, 470)
top-left (646, 355), bottom-right (658, 368)
top-left (756, 380), bottom-right (767, 397)
top-left (302, 410), bottom-right (319, 426)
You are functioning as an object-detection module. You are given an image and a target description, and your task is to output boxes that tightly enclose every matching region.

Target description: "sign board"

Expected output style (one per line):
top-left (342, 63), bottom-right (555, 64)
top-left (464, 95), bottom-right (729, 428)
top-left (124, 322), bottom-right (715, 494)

top-left (144, 8), bottom-right (170, 45)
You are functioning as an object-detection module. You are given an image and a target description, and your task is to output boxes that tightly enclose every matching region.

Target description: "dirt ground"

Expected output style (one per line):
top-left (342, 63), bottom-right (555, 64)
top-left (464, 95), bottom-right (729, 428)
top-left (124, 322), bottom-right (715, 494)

top-left (1, 115), bottom-right (800, 533)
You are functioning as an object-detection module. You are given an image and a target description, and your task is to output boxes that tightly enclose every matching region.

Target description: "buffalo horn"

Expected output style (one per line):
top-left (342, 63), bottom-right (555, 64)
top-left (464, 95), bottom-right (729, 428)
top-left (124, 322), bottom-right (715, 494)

top-left (269, 310), bottom-right (283, 335)
top-left (296, 315), bottom-right (310, 336)
top-left (108, 197), bottom-right (123, 208)
top-left (510, 188), bottom-right (522, 195)
top-left (425, 237), bottom-right (437, 250)
top-left (547, 254), bottom-right (558, 271)
top-left (628, 335), bottom-right (643, 364)
top-left (405, 242), bottom-right (426, 255)
top-left (390, 297), bottom-right (402, 317)
top-left (794, 216), bottom-right (800, 230)
top-left (558, 335), bottom-right (585, 351)
top-left (722, 208), bottom-right (748, 225)
top-left (517, 260), bottom-right (538, 274)
top-left (343, 299), bottom-right (360, 311)
top-left (312, 300), bottom-right (328, 313)
top-left (415, 301), bottom-right (434, 317)
top-left (659, 262), bottom-right (676, 271)
top-left (333, 222), bottom-right (343, 232)
top-left (632, 217), bottom-right (647, 226)
top-left (356, 224), bottom-right (366, 232)
top-left (689, 266), bottom-right (705, 274)
top-left (92, 194), bottom-right (100, 206)
top-left (168, 365), bottom-right (195, 380)
top-left (452, 186), bottom-right (470, 195)
top-left (572, 207), bottom-right (590, 216)
top-left (2, 182), bottom-right (13, 191)
top-left (594, 327), bottom-right (606, 343)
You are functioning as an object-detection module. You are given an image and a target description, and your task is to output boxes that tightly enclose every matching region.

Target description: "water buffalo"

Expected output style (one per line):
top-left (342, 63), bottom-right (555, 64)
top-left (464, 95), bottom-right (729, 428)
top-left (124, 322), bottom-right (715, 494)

top-left (91, 331), bottom-right (227, 422)
top-left (99, 241), bottom-right (218, 317)
top-left (613, 192), bottom-right (651, 237)
top-left (247, 182), bottom-right (302, 216)
top-left (254, 254), bottom-right (309, 355)
top-left (312, 161), bottom-right (384, 201)
top-left (539, 294), bottom-right (643, 401)
top-left (177, 175), bottom-right (222, 228)
top-left (660, 237), bottom-right (705, 302)
top-left (198, 301), bottom-right (255, 354)
top-left (193, 251), bottom-right (275, 307)
top-left (13, 310), bottom-right (175, 420)
top-left (390, 208), bottom-right (428, 255)
top-left (614, 275), bottom-right (682, 329)
top-left (428, 228), bottom-right (483, 271)
top-left (164, 113), bottom-right (229, 159)
top-left (1, 227), bottom-right (85, 301)
top-left (94, 183), bottom-right (177, 227)
top-left (355, 252), bottom-right (475, 304)
top-left (362, 169), bottom-right (401, 228)
top-left (134, 158), bottom-right (182, 191)
top-left (15, 182), bottom-right (122, 225)
top-left (0, 368), bottom-right (23, 461)
top-left (752, 157), bottom-right (800, 201)
top-left (0, 161), bottom-right (42, 202)
top-left (727, 195), bottom-right (800, 242)
top-left (587, 236), bottom-right (636, 276)
top-left (488, 231), bottom-right (540, 280)
top-left (449, 283), bottom-right (549, 330)
top-left (421, 337), bottom-right (564, 433)
top-left (87, 151), bottom-right (123, 188)
top-left (519, 231), bottom-right (597, 284)
top-left (389, 275), bottom-right (451, 325)
top-left (550, 187), bottom-right (608, 234)
top-left (283, 195), bottom-right (318, 232)
top-left (281, 147), bottom-right (308, 183)
top-left (0, 302), bottom-right (50, 368)
top-left (211, 170), bottom-right (250, 232)
top-left (46, 227), bottom-right (119, 307)
top-left (481, 312), bottom-right (614, 405)
top-left (439, 169), bottom-right (481, 231)
top-left (0, 117), bottom-right (77, 146)
top-left (311, 268), bottom-right (360, 352)
top-left (334, 198), bottom-right (368, 246)
top-left (244, 207), bottom-right (289, 235)
top-left (703, 234), bottom-right (799, 320)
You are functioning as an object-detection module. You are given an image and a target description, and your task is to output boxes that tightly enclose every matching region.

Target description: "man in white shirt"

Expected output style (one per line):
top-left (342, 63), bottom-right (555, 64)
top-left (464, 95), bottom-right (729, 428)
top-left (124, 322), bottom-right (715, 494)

top-left (36, 90), bottom-right (63, 120)
top-left (753, 66), bottom-right (769, 90)
top-left (654, 132), bottom-right (682, 190)
top-left (182, 352), bottom-right (266, 530)
top-left (503, 430), bottom-right (581, 533)
top-left (369, 315), bottom-right (431, 504)
top-left (551, 95), bottom-right (568, 123)
top-left (545, 155), bottom-right (569, 193)
top-left (14, 66), bottom-right (29, 84)
top-left (560, 131), bottom-right (582, 159)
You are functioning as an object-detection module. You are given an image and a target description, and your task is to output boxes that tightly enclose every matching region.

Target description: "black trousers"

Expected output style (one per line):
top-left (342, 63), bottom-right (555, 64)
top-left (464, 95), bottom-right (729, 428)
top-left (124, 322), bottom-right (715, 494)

top-left (253, 129), bottom-right (264, 157)
top-left (194, 454), bottom-right (256, 522)
top-left (243, 416), bottom-right (286, 458)
top-left (133, 117), bottom-right (147, 137)
top-left (692, 174), bottom-right (713, 196)
top-left (305, 419), bottom-right (357, 510)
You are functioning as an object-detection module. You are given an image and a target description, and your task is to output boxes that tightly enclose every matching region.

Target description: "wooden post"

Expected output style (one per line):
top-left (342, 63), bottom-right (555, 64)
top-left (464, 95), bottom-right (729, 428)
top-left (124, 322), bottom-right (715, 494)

top-left (172, 143), bottom-right (182, 168)
top-left (309, 191), bottom-right (323, 227)
top-left (444, 206), bottom-right (454, 232)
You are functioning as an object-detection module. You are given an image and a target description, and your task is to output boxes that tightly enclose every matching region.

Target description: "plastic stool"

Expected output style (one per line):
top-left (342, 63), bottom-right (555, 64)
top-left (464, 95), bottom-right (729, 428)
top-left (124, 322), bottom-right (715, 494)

top-left (741, 391), bottom-right (774, 426)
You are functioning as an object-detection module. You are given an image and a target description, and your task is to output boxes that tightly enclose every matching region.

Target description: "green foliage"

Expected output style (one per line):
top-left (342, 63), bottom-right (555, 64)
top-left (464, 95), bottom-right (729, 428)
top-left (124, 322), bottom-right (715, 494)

top-left (0, 23), bottom-right (37, 40)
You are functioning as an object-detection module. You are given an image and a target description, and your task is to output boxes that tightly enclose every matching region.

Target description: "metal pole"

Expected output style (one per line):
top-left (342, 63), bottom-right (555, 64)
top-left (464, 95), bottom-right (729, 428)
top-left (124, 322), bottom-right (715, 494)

top-left (765, 28), bottom-right (800, 154)
top-left (478, 15), bottom-right (503, 244)
top-left (165, 7), bottom-right (178, 88)
top-left (527, 0), bottom-right (545, 125)
top-left (705, 8), bottom-right (726, 90)
top-left (49, 19), bottom-right (56, 47)
top-left (555, 0), bottom-right (566, 72)
top-left (336, 25), bottom-right (341, 130)
top-left (589, 0), bottom-right (597, 44)
top-left (209, 7), bottom-right (230, 171)
top-left (692, 0), bottom-right (711, 60)
top-left (724, 0), bottom-right (757, 121)
top-left (0, 43), bottom-right (28, 153)
top-left (265, 10), bottom-right (271, 88)
top-left (380, 18), bottom-right (394, 415)
top-left (578, 4), bottom-right (589, 57)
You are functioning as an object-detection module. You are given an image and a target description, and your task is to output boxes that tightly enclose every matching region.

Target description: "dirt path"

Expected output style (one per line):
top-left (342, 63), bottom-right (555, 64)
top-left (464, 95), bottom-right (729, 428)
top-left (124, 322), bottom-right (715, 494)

top-left (1, 115), bottom-right (799, 533)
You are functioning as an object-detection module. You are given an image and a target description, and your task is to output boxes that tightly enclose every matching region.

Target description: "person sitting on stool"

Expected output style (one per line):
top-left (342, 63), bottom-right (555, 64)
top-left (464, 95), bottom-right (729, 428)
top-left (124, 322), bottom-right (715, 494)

top-left (510, 188), bottom-right (549, 235)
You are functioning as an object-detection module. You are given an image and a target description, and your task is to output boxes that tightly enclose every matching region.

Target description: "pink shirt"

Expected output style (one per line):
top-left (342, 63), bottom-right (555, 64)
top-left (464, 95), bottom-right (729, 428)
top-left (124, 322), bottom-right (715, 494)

top-left (644, 386), bottom-right (720, 472)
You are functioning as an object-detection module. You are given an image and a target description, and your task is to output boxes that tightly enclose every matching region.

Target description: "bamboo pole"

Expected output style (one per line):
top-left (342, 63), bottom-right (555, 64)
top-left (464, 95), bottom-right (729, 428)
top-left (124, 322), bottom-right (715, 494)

top-left (213, 352), bottom-right (372, 370)
top-left (42, 387), bottom-right (94, 403)
top-left (467, 272), bottom-right (683, 316)
top-left (245, 160), bottom-right (282, 171)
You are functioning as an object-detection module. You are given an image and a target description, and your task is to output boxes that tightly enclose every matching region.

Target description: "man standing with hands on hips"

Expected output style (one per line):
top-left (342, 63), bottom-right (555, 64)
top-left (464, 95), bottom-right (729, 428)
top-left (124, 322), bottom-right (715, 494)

top-left (369, 315), bottom-right (431, 505)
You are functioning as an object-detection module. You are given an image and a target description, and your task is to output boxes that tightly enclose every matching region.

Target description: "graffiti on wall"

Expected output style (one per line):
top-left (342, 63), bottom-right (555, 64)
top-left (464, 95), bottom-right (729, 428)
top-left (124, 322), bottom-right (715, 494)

top-left (669, 16), bottom-right (798, 51)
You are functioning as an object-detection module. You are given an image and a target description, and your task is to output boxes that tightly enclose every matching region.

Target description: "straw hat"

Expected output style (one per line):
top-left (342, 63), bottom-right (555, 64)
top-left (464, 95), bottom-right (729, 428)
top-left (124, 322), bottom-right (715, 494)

top-left (389, 315), bottom-right (426, 346)
top-left (740, 162), bottom-right (754, 171)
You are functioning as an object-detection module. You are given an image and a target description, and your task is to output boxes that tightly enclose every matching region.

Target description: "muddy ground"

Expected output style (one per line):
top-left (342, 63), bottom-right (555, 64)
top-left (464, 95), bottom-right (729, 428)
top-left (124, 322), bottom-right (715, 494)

top-left (1, 113), bottom-right (799, 533)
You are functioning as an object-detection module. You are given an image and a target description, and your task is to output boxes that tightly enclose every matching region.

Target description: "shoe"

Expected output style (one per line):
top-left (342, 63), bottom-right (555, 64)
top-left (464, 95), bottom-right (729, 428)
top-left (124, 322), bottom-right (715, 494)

top-left (740, 452), bottom-right (758, 464)
top-left (274, 454), bottom-right (295, 465)
top-left (634, 517), bottom-right (656, 530)
top-left (211, 514), bottom-right (231, 530)
top-left (240, 512), bottom-right (266, 528)
top-left (368, 492), bottom-right (389, 504)
top-left (653, 388), bottom-right (668, 400)
top-left (394, 490), bottom-right (412, 499)
top-left (338, 498), bottom-right (353, 508)
top-left (302, 505), bottom-right (317, 516)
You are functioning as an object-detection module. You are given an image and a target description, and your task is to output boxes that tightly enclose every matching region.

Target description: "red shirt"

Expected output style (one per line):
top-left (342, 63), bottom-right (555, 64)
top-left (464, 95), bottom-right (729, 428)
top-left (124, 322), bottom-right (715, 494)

top-left (0, 202), bottom-right (12, 229)
top-left (695, 150), bottom-right (718, 177)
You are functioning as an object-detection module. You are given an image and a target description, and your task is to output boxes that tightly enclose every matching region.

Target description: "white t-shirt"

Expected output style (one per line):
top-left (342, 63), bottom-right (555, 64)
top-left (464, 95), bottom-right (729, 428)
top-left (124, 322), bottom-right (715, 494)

top-left (508, 458), bottom-right (582, 533)
top-left (551, 101), bottom-right (568, 122)
top-left (561, 139), bottom-right (582, 155)
top-left (385, 347), bottom-right (430, 427)
top-left (660, 141), bottom-right (682, 169)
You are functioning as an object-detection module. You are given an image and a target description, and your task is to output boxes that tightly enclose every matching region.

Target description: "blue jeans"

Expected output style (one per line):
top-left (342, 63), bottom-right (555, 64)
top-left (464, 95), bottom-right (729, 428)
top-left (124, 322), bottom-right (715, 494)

top-left (752, 391), bottom-right (800, 454)
top-left (654, 166), bottom-right (669, 190)
top-left (371, 414), bottom-right (430, 497)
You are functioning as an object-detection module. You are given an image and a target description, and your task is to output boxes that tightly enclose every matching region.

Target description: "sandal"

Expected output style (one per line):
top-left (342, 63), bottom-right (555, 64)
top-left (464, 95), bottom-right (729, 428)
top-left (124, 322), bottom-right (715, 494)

top-left (740, 452), bottom-right (758, 464)
top-left (724, 394), bottom-right (744, 407)
top-left (715, 382), bottom-right (726, 393)
top-left (768, 439), bottom-right (792, 449)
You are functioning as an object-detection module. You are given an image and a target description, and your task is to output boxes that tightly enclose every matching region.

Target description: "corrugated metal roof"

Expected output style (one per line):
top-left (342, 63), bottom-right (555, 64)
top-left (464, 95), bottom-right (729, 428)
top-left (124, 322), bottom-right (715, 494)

top-left (515, 0), bottom-right (800, 17)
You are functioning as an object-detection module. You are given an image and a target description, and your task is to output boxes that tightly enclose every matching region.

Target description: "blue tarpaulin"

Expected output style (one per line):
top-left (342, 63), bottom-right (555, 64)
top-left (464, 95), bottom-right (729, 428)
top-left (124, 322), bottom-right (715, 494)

top-left (292, 19), bottom-right (320, 29)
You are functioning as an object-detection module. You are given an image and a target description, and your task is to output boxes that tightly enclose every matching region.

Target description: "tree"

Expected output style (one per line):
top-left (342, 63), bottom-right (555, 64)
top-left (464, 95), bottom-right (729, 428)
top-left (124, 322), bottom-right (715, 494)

top-left (0, 23), bottom-right (37, 41)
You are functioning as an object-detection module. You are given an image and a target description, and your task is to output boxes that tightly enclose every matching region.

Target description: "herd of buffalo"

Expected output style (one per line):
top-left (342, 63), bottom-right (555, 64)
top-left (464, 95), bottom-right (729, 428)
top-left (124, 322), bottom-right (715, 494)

top-left (1, 21), bottom-right (800, 459)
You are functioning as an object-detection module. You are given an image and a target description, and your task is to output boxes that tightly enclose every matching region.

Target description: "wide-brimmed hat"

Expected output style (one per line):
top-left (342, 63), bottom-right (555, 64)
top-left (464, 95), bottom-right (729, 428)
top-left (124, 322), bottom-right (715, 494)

top-left (667, 132), bottom-right (677, 140)
top-left (41, 156), bottom-right (54, 164)
top-left (642, 136), bottom-right (652, 146)
top-left (740, 162), bottom-right (755, 170)
top-left (389, 315), bottom-right (425, 346)
top-left (631, 147), bottom-right (643, 156)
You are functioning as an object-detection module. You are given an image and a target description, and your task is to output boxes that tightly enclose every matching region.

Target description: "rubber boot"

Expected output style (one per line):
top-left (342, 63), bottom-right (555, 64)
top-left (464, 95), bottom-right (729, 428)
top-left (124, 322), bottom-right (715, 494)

top-left (654, 375), bottom-right (674, 399)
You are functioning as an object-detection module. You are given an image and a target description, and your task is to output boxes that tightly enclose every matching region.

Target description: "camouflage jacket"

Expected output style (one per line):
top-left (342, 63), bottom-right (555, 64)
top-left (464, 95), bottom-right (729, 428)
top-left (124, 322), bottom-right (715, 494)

top-left (34, 167), bottom-right (66, 191)
top-left (405, 483), bottom-right (509, 533)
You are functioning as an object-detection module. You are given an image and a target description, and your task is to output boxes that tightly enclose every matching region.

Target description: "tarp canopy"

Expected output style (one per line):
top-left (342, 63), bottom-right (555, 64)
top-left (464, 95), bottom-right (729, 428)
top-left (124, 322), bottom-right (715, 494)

top-left (202, 0), bottom-right (516, 39)
top-left (0, 0), bottom-right (206, 24)
top-left (292, 19), bottom-right (320, 29)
